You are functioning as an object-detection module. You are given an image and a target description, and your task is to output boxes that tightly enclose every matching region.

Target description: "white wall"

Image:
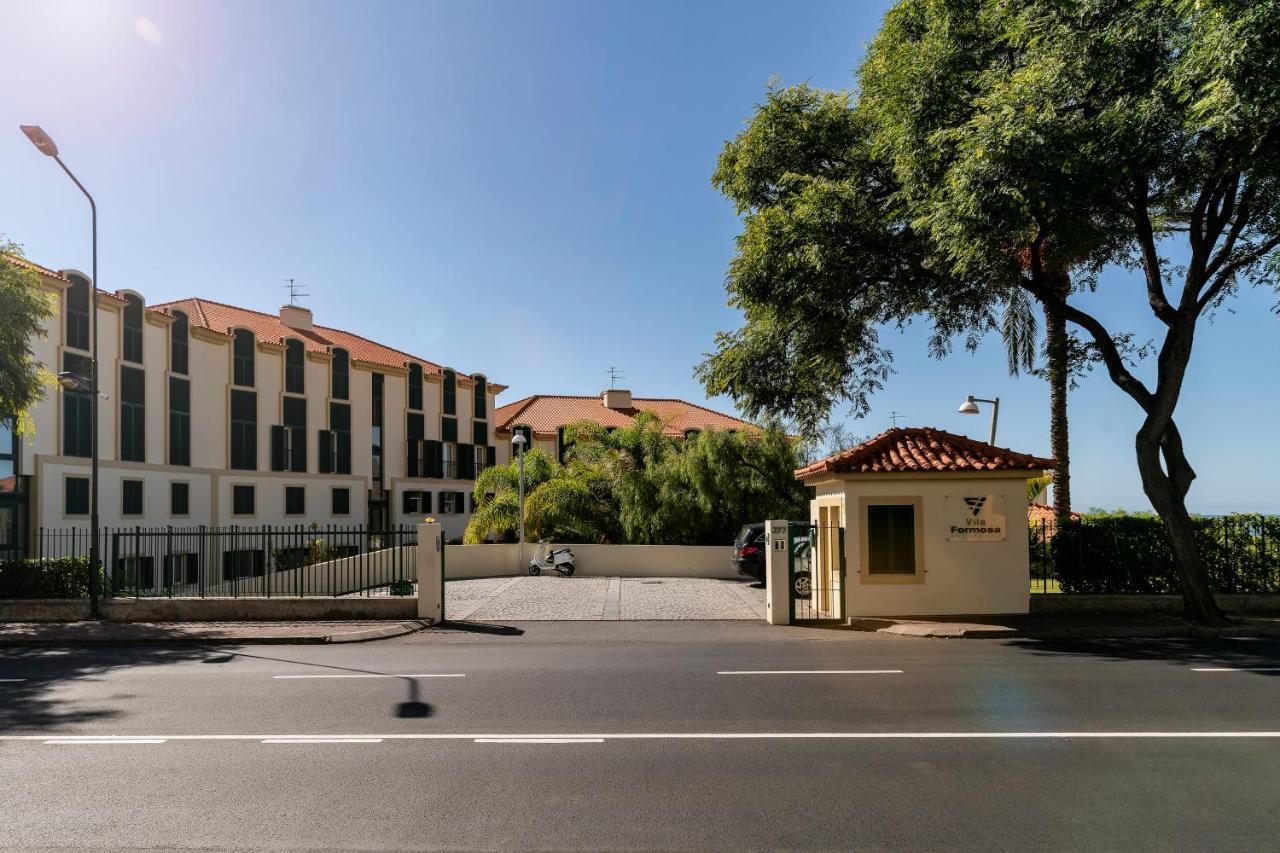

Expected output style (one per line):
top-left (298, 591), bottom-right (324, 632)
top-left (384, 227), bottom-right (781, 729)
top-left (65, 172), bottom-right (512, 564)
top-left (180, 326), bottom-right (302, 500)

top-left (824, 473), bottom-right (1031, 617)
top-left (443, 543), bottom-right (736, 579)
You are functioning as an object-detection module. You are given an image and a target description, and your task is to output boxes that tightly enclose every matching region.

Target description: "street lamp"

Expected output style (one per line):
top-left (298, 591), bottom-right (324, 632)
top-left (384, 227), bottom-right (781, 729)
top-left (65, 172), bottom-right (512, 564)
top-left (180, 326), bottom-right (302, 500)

top-left (958, 394), bottom-right (1000, 445)
top-left (511, 432), bottom-right (527, 574)
top-left (23, 125), bottom-right (101, 618)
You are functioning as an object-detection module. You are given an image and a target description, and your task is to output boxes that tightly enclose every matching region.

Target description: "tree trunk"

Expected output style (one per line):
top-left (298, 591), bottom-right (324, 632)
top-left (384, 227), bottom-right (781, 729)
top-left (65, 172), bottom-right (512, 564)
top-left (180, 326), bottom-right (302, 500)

top-left (1043, 301), bottom-right (1071, 528)
top-left (1134, 423), bottom-right (1225, 625)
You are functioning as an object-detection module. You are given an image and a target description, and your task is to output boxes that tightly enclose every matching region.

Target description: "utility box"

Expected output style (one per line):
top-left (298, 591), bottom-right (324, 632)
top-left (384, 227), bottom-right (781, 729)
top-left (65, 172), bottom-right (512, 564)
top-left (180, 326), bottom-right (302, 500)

top-left (415, 521), bottom-right (444, 624)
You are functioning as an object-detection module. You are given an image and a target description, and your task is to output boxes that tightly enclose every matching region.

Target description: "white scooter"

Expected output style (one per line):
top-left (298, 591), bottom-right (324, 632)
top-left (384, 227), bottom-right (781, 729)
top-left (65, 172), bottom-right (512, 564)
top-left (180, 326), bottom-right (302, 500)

top-left (528, 541), bottom-right (576, 576)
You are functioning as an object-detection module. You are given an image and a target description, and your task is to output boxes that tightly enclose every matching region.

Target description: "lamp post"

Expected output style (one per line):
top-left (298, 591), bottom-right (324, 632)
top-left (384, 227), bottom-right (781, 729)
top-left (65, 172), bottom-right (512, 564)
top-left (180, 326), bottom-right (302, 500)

top-left (957, 395), bottom-right (1000, 445)
top-left (22, 125), bottom-right (100, 618)
top-left (511, 432), bottom-right (527, 574)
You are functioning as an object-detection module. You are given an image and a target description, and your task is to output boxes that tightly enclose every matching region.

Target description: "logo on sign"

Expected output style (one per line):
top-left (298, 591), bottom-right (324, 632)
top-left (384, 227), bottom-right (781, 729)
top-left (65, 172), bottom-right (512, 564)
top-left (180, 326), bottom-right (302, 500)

top-left (963, 496), bottom-right (987, 514)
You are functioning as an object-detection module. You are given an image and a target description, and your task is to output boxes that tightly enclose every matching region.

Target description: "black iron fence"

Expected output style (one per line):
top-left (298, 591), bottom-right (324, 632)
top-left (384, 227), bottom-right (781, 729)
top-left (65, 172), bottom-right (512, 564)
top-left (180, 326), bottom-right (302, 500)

top-left (0, 525), bottom-right (418, 599)
top-left (1031, 514), bottom-right (1280, 594)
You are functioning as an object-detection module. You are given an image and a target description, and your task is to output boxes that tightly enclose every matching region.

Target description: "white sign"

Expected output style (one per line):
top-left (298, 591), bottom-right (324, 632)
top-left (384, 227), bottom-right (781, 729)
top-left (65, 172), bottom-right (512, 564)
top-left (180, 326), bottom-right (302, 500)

top-left (944, 494), bottom-right (1007, 541)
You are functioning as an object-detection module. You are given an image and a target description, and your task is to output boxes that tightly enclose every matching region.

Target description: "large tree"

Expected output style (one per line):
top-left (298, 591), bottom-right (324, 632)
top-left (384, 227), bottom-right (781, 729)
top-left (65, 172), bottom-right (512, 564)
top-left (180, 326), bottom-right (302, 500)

top-left (0, 242), bottom-right (55, 432)
top-left (703, 0), bottom-right (1280, 623)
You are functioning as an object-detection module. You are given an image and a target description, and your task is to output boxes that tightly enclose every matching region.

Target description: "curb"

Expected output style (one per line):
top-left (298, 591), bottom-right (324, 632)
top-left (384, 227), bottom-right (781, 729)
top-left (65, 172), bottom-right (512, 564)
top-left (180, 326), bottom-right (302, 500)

top-left (847, 616), bottom-right (1280, 640)
top-left (0, 620), bottom-right (432, 648)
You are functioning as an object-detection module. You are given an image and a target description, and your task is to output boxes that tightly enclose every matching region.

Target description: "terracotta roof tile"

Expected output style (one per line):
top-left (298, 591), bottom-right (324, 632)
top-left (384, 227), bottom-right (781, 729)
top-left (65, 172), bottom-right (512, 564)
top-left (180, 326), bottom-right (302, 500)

top-left (150, 296), bottom-right (470, 378)
top-left (495, 394), bottom-right (753, 436)
top-left (796, 427), bottom-right (1054, 480)
top-left (3, 255), bottom-right (69, 282)
top-left (1028, 502), bottom-right (1082, 525)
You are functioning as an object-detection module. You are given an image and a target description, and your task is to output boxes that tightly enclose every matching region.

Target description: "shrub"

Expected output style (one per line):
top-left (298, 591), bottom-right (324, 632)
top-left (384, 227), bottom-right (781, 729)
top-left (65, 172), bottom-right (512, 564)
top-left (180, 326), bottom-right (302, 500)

top-left (0, 557), bottom-right (92, 599)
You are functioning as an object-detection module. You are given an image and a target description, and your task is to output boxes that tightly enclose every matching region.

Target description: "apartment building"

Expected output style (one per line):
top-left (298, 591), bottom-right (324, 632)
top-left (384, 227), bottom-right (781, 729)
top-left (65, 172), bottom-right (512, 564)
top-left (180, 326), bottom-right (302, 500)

top-left (1, 259), bottom-right (502, 554)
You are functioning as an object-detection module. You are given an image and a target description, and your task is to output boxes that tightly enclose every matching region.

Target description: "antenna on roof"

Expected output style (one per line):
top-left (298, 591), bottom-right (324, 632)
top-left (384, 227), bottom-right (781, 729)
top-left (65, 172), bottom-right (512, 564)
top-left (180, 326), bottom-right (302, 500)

top-left (889, 411), bottom-right (907, 428)
top-left (607, 366), bottom-right (625, 389)
top-left (284, 278), bottom-right (310, 306)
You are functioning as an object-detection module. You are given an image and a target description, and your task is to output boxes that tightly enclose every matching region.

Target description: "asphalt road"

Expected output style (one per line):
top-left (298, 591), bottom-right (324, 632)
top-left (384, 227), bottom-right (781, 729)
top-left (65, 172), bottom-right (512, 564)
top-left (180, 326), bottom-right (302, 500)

top-left (2, 621), bottom-right (1279, 851)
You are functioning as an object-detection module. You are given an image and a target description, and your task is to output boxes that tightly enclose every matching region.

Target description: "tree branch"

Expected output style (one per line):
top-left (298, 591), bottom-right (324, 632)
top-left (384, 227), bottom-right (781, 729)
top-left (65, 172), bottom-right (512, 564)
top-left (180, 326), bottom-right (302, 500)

top-left (1130, 180), bottom-right (1178, 325)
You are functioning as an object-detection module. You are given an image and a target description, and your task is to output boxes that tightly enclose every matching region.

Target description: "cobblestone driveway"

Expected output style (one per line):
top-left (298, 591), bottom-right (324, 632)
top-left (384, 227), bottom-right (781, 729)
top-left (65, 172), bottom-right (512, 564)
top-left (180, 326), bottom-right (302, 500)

top-left (446, 576), bottom-right (767, 621)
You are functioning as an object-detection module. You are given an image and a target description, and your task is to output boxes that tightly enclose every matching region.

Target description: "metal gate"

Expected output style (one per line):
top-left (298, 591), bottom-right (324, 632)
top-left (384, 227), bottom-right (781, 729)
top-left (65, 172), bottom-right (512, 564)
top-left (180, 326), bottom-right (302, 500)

top-left (789, 522), bottom-right (845, 622)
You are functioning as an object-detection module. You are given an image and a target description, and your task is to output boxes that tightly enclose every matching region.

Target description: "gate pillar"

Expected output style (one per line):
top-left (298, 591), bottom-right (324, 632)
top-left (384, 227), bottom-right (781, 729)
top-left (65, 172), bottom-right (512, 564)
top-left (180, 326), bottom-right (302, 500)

top-left (415, 521), bottom-right (444, 624)
top-left (764, 519), bottom-right (792, 625)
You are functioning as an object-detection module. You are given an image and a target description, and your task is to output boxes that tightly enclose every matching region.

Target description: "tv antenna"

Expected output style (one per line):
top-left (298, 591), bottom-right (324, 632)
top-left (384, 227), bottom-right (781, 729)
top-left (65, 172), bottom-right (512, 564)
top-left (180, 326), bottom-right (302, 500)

top-left (284, 278), bottom-right (310, 306)
top-left (889, 411), bottom-right (907, 428)
top-left (607, 366), bottom-right (625, 389)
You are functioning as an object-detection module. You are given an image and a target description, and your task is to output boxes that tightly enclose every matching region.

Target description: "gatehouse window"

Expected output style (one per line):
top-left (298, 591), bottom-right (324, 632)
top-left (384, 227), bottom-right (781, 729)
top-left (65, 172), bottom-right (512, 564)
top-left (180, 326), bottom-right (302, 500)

top-left (859, 497), bottom-right (923, 582)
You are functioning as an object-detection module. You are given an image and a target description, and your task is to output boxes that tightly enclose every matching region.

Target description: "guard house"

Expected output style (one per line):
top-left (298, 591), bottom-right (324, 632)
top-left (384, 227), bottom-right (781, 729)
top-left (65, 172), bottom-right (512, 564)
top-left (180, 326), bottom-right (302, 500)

top-left (795, 427), bottom-right (1054, 617)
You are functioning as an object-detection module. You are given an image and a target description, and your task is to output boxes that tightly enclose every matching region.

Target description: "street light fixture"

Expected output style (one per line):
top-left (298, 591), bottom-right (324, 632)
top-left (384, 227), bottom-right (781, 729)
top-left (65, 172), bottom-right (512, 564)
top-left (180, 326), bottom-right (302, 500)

top-left (511, 432), bottom-right (527, 574)
top-left (958, 394), bottom-right (1000, 445)
top-left (23, 125), bottom-right (101, 618)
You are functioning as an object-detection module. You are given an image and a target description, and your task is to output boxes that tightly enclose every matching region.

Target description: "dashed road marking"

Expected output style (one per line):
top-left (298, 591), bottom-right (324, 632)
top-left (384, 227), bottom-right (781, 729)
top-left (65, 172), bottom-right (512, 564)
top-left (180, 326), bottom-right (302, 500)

top-left (717, 670), bottom-right (903, 675)
top-left (1191, 667), bottom-right (1280, 672)
top-left (271, 674), bottom-right (465, 679)
top-left (260, 738), bottom-right (384, 744)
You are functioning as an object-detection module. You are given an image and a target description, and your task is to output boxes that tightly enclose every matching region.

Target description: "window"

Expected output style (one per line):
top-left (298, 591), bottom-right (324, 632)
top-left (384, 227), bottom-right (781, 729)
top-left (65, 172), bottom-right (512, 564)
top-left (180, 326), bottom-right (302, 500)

top-left (232, 329), bottom-right (255, 388)
top-left (119, 365), bottom-right (145, 462)
top-left (329, 402), bottom-right (351, 474)
top-left (402, 490), bottom-right (431, 515)
top-left (512, 425), bottom-right (533, 455)
top-left (442, 369), bottom-right (456, 415)
top-left (232, 484), bottom-right (255, 516)
top-left (122, 294), bottom-right (144, 364)
top-left (285, 486), bottom-right (305, 516)
top-left (473, 376), bottom-right (486, 419)
top-left (169, 377), bottom-right (191, 466)
top-left (331, 487), bottom-right (350, 516)
top-left (331, 348), bottom-right (349, 400)
top-left (441, 415), bottom-right (457, 443)
top-left (65, 274), bottom-right (91, 351)
top-left (406, 412), bottom-right (425, 476)
top-left (62, 352), bottom-right (92, 458)
top-left (230, 389), bottom-right (257, 470)
top-left (863, 500), bottom-right (921, 578)
top-left (556, 427), bottom-right (573, 464)
top-left (473, 444), bottom-right (487, 476)
top-left (683, 429), bottom-right (701, 441)
top-left (440, 491), bottom-right (462, 514)
top-left (371, 373), bottom-right (384, 487)
top-left (65, 477), bottom-right (89, 516)
top-left (284, 339), bottom-right (305, 394)
top-left (122, 479), bottom-right (143, 516)
top-left (273, 396), bottom-right (307, 472)
top-left (222, 549), bottom-right (265, 580)
top-left (0, 417), bottom-right (16, 488)
top-left (472, 419), bottom-right (487, 446)
top-left (170, 481), bottom-right (189, 516)
top-left (408, 363), bottom-right (423, 411)
top-left (170, 310), bottom-right (189, 375)
top-left (442, 442), bottom-right (456, 479)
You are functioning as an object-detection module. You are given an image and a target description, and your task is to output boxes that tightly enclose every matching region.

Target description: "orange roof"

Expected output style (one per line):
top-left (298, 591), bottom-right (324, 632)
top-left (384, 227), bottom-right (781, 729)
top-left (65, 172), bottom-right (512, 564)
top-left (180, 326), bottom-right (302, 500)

top-left (796, 427), bottom-right (1054, 479)
top-left (150, 296), bottom-right (490, 381)
top-left (495, 394), bottom-right (754, 436)
top-left (3, 254), bottom-right (69, 282)
top-left (1028, 502), bottom-right (1082, 524)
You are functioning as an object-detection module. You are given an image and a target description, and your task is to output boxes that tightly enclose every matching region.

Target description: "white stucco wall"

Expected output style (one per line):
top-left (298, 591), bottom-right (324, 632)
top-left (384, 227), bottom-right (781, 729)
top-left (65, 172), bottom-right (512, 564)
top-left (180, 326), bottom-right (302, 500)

top-left (443, 543), bottom-right (736, 579)
top-left (817, 472), bottom-right (1032, 617)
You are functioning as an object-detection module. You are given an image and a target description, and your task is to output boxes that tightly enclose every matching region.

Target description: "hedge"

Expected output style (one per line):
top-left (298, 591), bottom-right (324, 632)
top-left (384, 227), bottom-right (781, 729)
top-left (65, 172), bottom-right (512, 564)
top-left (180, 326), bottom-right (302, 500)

top-left (0, 557), bottom-right (93, 599)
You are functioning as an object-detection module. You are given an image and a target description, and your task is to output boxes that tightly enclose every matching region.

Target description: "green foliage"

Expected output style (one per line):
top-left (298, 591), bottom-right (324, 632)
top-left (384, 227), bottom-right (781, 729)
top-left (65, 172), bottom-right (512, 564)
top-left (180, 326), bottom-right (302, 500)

top-left (1034, 513), bottom-right (1280, 594)
top-left (466, 423), bottom-right (811, 545)
top-left (272, 539), bottom-right (340, 570)
top-left (0, 241), bottom-right (56, 432)
top-left (0, 557), bottom-right (91, 599)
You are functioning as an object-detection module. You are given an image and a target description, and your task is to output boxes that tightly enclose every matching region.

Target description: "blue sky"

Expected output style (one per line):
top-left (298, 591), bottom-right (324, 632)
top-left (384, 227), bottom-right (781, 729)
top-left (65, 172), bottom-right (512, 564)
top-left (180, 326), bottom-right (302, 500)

top-left (3, 0), bottom-right (1277, 513)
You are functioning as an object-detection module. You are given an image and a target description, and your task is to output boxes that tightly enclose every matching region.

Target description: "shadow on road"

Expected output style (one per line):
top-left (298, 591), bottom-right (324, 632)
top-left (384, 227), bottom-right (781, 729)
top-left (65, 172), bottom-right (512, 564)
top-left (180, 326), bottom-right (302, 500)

top-left (1006, 636), bottom-right (1280, 676)
top-left (0, 636), bottom-right (214, 732)
top-left (438, 621), bottom-right (524, 636)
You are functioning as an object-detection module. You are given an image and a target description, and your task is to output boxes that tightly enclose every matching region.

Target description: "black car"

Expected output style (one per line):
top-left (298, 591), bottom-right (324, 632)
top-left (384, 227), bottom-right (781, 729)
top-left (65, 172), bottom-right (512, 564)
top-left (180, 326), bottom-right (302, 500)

top-left (732, 523), bottom-right (766, 582)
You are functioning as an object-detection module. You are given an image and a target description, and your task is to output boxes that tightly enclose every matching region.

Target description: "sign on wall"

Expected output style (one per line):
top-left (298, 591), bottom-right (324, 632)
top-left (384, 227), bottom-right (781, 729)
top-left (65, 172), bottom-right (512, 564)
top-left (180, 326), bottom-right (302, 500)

top-left (944, 494), bottom-right (1007, 541)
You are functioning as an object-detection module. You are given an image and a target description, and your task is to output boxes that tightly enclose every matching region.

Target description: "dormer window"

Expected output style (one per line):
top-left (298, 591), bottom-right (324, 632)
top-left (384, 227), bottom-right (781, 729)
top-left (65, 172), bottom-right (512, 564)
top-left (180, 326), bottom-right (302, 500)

top-left (442, 369), bottom-right (456, 415)
top-left (170, 310), bottom-right (189, 375)
top-left (65, 274), bottom-right (90, 351)
top-left (331, 348), bottom-right (349, 400)
top-left (285, 339), bottom-right (305, 394)
top-left (232, 329), bottom-right (255, 388)
top-left (408, 363), bottom-right (423, 411)
top-left (122, 293), bottom-right (144, 364)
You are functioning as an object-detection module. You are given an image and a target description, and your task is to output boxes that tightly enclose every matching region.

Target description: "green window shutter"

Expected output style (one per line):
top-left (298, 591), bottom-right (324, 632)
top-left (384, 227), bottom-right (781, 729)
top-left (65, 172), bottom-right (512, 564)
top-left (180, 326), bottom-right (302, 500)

top-left (472, 420), bottom-right (487, 446)
top-left (318, 430), bottom-right (334, 474)
top-left (270, 425), bottom-right (286, 471)
top-left (486, 445), bottom-right (496, 468)
top-left (458, 443), bottom-right (474, 479)
top-left (425, 440), bottom-right (443, 478)
top-left (423, 491), bottom-right (433, 514)
top-left (441, 416), bottom-right (457, 443)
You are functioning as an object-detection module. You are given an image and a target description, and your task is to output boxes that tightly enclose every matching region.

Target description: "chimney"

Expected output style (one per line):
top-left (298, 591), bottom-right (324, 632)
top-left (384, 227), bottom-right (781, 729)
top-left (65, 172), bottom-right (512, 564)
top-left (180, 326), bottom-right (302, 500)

top-left (602, 388), bottom-right (632, 410)
top-left (280, 304), bottom-right (313, 332)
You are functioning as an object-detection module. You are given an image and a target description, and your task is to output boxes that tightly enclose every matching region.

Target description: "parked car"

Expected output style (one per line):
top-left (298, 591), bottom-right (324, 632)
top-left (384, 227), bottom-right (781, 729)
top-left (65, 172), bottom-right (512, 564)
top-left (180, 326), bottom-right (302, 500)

top-left (733, 521), bottom-right (815, 584)
top-left (732, 523), bottom-right (767, 582)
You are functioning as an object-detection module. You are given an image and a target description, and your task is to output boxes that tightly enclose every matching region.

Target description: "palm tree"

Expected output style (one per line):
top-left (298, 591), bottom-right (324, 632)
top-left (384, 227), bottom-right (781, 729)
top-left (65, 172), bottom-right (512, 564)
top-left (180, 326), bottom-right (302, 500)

top-left (463, 449), bottom-right (617, 544)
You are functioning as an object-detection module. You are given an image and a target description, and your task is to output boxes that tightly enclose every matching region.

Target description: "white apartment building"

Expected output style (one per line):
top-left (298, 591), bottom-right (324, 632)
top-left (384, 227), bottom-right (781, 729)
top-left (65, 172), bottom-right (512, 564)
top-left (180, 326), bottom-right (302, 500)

top-left (0, 259), bottom-right (502, 556)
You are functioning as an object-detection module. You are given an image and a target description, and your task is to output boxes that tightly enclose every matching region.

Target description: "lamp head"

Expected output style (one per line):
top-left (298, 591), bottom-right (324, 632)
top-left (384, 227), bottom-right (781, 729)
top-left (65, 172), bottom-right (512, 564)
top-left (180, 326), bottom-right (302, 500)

top-left (57, 371), bottom-right (90, 393)
top-left (957, 395), bottom-right (980, 415)
top-left (511, 433), bottom-right (527, 448)
top-left (20, 125), bottom-right (59, 157)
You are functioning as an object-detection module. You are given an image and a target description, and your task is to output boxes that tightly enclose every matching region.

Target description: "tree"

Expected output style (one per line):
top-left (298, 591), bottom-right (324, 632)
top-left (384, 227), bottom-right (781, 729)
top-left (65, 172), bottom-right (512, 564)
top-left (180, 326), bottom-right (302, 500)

top-left (0, 242), bottom-right (56, 432)
top-left (702, 0), bottom-right (1280, 623)
top-left (465, 449), bottom-right (616, 544)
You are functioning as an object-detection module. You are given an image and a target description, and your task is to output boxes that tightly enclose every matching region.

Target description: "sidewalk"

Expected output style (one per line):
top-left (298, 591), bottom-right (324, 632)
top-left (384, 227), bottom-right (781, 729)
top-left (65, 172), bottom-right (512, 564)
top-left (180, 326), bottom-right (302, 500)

top-left (0, 619), bottom-right (429, 646)
top-left (848, 612), bottom-right (1280, 639)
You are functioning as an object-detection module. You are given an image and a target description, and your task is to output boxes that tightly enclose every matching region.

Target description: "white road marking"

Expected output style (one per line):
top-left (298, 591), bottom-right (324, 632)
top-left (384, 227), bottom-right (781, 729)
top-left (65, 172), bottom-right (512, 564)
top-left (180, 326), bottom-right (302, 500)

top-left (1191, 667), bottom-right (1280, 672)
top-left (260, 738), bottom-right (384, 744)
top-left (11, 731), bottom-right (1280, 744)
top-left (271, 674), bottom-right (465, 679)
top-left (717, 670), bottom-right (903, 675)
top-left (42, 738), bottom-right (166, 745)
top-left (0, 678), bottom-right (28, 682)
top-left (475, 738), bottom-right (604, 744)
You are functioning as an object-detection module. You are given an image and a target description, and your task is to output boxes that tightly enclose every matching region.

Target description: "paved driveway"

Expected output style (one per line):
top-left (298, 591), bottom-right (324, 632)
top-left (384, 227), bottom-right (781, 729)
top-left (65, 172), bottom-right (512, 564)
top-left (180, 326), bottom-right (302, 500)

top-left (446, 576), bottom-right (767, 621)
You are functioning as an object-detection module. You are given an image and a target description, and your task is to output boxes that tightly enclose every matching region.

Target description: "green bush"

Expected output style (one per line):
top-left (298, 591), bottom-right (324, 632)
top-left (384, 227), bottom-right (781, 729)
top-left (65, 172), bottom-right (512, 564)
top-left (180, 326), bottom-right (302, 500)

top-left (1038, 512), bottom-right (1280, 594)
top-left (0, 557), bottom-right (93, 599)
